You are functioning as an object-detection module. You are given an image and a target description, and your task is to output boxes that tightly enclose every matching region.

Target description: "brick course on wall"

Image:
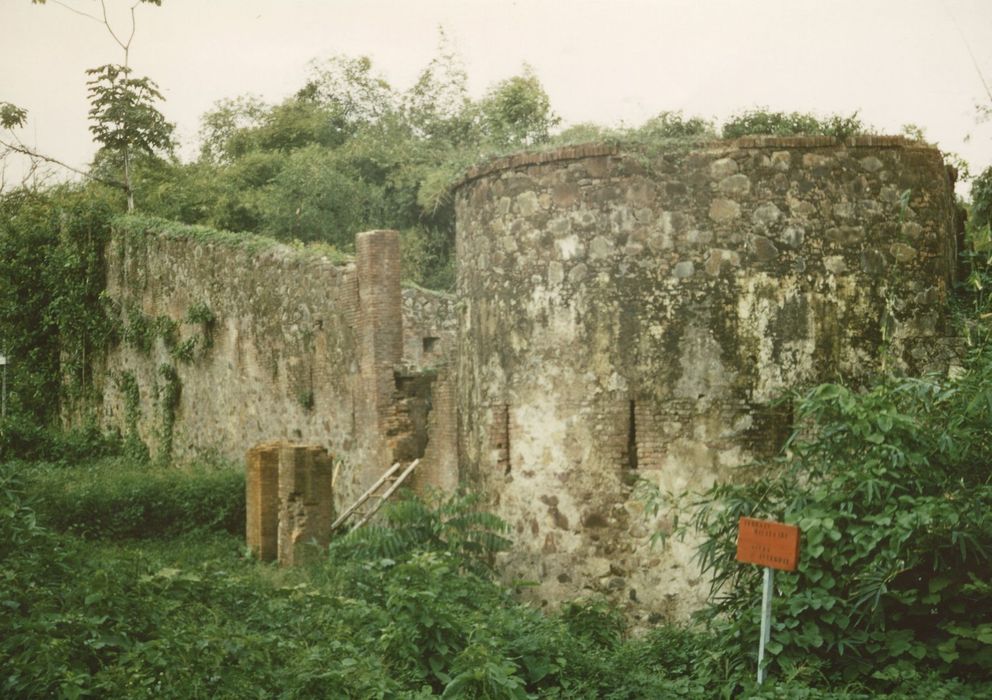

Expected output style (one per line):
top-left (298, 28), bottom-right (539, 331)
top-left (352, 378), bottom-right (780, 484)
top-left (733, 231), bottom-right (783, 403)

top-left (454, 137), bottom-right (961, 625)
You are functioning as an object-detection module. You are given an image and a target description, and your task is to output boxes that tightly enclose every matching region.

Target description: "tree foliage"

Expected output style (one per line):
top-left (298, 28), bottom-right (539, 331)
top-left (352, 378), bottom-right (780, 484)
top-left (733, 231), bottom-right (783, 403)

top-left (971, 165), bottom-right (992, 232)
top-left (86, 65), bottom-right (174, 160)
top-left (0, 102), bottom-right (27, 130)
top-left (163, 48), bottom-right (561, 288)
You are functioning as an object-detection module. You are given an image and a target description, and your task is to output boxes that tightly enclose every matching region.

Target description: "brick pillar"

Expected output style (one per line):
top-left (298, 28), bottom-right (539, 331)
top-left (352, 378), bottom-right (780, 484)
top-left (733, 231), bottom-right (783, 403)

top-left (416, 367), bottom-right (459, 491)
top-left (246, 441), bottom-right (281, 561)
top-left (356, 230), bottom-right (403, 433)
top-left (246, 441), bottom-right (334, 566)
top-left (277, 444), bottom-right (335, 566)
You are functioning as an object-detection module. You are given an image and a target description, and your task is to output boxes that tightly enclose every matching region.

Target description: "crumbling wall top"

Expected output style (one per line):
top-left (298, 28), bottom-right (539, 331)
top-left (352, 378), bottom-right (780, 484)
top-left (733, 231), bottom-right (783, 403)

top-left (453, 135), bottom-right (942, 189)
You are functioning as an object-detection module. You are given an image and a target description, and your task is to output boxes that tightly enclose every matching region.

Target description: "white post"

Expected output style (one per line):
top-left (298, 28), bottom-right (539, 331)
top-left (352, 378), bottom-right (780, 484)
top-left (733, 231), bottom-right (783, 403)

top-left (1, 350), bottom-right (7, 420)
top-left (757, 566), bottom-right (774, 685)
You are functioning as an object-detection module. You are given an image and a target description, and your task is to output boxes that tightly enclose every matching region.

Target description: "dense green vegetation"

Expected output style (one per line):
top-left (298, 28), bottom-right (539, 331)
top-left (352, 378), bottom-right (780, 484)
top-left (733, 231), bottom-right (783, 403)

top-left (3, 458), bottom-right (989, 698)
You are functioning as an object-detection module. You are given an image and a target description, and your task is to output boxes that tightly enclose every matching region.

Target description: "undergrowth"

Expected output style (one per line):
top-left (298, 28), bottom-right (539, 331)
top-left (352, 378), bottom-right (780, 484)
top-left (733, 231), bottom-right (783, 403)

top-left (19, 456), bottom-right (244, 538)
top-left (2, 458), bottom-right (988, 698)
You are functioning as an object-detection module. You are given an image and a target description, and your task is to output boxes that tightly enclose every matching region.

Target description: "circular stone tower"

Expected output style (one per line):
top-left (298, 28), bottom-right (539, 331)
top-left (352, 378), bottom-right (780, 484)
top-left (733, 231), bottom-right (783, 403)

top-left (453, 137), bottom-right (959, 621)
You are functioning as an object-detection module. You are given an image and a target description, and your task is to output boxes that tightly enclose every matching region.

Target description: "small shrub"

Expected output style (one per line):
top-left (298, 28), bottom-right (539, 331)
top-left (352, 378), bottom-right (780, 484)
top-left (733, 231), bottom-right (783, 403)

top-left (559, 598), bottom-right (626, 650)
top-left (0, 415), bottom-right (120, 463)
top-left (721, 109), bottom-right (867, 139)
top-left (121, 307), bottom-right (155, 353)
top-left (634, 110), bottom-right (716, 140)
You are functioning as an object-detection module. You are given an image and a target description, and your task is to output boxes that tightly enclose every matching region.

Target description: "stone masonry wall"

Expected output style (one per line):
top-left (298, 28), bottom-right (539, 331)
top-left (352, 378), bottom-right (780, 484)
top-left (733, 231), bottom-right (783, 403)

top-left (453, 137), bottom-right (959, 625)
top-left (99, 223), bottom-right (458, 510)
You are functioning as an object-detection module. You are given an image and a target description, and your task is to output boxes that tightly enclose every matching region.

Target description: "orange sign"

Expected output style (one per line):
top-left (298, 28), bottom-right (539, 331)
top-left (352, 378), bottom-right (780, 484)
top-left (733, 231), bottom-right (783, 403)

top-left (736, 517), bottom-right (800, 571)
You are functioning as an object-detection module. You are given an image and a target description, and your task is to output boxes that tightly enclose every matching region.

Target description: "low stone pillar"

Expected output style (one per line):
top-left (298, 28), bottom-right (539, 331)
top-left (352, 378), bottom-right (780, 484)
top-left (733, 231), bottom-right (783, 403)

top-left (246, 441), bottom-right (334, 565)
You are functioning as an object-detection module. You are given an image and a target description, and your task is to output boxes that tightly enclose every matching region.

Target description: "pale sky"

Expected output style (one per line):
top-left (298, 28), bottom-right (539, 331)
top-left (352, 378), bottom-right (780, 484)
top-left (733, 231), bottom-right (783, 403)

top-left (2, 0), bottom-right (991, 195)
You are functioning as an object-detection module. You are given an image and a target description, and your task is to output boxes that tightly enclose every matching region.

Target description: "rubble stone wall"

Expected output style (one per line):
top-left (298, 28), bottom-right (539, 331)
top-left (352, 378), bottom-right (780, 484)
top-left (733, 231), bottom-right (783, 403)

top-left (99, 223), bottom-right (457, 510)
top-left (453, 137), bottom-right (960, 623)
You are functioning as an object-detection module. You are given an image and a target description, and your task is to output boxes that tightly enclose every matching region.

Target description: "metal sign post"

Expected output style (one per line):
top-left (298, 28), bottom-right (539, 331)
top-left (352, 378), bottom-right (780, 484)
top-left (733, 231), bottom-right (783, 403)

top-left (736, 516), bottom-right (801, 686)
top-left (757, 567), bottom-right (774, 685)
top-left (0, 350), bottom-right (7, 420)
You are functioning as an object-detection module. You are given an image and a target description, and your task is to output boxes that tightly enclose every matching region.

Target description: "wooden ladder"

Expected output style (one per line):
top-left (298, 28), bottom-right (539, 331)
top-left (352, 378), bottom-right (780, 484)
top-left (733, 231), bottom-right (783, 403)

top-left (331, 459), bottom-right (420, 532)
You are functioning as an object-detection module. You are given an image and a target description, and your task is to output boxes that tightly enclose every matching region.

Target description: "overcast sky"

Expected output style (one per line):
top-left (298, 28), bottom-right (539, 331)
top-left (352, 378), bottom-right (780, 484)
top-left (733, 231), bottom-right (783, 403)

top-left (2, 0), bottom-right (991, 194)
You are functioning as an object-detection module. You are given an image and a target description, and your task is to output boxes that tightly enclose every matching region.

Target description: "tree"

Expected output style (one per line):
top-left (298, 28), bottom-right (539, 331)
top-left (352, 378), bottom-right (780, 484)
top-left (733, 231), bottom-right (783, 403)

top-left (13, 1), bottom-right (172, 210)
top-left (86, 64), bottom-right (174, 211)
top-left (478, 67), bottom-right (559, 147)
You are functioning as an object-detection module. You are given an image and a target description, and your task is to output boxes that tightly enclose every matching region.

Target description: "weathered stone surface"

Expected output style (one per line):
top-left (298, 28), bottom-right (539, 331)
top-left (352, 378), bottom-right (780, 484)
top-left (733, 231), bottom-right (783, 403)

top-left (770, 151), bottom-right (791, 171)
top-left (833, 201), bottom-right (856, 220)
top-left (705, 248), bottom-right (741, 276)
top-left (718, 174), bottom-right (751, 197)
top-left (752, 202), bottom-right (782, 227)
top-left (880, 185), bottom-right (902, 205)
top-left (589, 236), bottom-right (615, 261)
top-left (568, 262), bottom-right (588, 284)
top-left (826, 225), bottom-right (863, 245)
top-left (710, 157), bottom-right (738, 179)
top-left (709, 198), bottom-right (741, 222)
top-left (803, 153), bottom-right (833, 169)
top-left (453, 138), bottom-right (958, 623)
top-left (824, 255), bottom-right (848, 274)
top-left (551, 182), bottom-right (580, 209)
top-left (782, 225), bottom-right (805, 248)
top-left (556, 234), bottom-right (584, 260)
top-left (861, 249), bottom-right (888, 275)
top-left (860, 156), bottom-right (884, 173)
top-left (751, 235), bottom-right (779, 262)
top-left (890, 243), bottom-right (917, 263)
top-left (901, 222), bottom-right (923, 240)
top-left (686, 229), bottom-right (714, 247)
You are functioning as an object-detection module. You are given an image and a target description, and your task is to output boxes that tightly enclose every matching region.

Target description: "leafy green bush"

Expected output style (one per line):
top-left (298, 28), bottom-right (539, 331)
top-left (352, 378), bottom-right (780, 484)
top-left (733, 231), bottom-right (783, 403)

top-left (634, 110), bottom-right (717, 140)
top-left (651, 359), bottom-right (992, 688)
top-left (328, 490), bottom-right (511, 575)
top-left (0, 417), bottom-right (121, 463)
top-left (23, 457), bottom-right (245, 539)
top-left (721, 109), bottom-right (867, 139)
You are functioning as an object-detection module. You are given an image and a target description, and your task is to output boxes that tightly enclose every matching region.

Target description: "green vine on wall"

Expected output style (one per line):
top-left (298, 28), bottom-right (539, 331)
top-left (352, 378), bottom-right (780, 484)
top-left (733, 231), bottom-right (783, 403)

top-left (184, 301), bottom-right (216, 352)
top-left (121, 308), bottom-right (153, 353)
top-left (115, 370), bottom-right (148, 462)
top-left (154, 316), bottom-right (179, 349)
top-left (170, 337), bottom-right (198, 364)
top-left (157, 363), bottom-right (181, 465)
